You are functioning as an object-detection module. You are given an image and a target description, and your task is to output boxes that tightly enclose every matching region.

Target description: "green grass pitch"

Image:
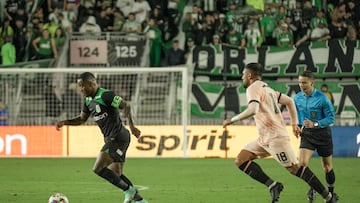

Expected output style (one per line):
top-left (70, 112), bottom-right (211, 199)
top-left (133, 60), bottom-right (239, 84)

top-left (0, 158), bottom-right (359, 202)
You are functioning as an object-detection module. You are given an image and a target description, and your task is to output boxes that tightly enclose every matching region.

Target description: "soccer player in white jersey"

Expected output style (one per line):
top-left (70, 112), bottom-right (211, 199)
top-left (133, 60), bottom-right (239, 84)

top-left (222, 63), bottom-right (337, 203)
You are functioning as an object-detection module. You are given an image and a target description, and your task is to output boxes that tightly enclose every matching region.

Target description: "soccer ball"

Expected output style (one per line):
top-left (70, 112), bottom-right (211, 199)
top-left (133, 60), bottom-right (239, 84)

top-left (48, 193), bottom-right (69, 203)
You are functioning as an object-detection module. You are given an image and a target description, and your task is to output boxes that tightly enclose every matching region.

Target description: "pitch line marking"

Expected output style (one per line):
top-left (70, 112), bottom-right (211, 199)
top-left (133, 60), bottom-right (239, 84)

top-left (134, 185), bottom-right (149, 191)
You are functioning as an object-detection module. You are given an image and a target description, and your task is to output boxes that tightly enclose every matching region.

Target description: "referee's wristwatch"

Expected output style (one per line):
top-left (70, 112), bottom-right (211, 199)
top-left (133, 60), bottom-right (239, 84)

top-left (313, 121), bottom-right (319, 128)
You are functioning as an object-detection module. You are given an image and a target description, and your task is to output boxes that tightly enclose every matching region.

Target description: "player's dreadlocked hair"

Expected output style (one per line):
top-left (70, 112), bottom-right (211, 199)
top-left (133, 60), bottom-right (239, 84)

top-left (78, 72), bottom-right (96, 83)
top-left (245, 63), bottom-right (263, 78)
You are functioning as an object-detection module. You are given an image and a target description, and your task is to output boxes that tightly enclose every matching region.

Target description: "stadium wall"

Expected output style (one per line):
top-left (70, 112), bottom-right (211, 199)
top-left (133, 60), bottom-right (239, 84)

top-left (1, 126), bottom-right (359, 158)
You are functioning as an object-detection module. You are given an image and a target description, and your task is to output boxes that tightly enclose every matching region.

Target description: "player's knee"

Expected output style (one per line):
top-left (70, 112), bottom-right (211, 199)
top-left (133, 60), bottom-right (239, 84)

top-left (286, 164), bottom-right (300, 175)
top-left (112, 168), bottom-right (121, 176)
top-left (294, 165), bottom-right (313, 181)
top-left (235, 158), bottom-right (247, 167)
top-left (298, 160), bottom-right (309, 167)
top-left (235, 151), bottom-right (253, 167)
top-left (92, 166), bottom-right (102, 175)
top-left (322, 164), bottom-right (332, 173)
top-left (93, 168), bottom-right (99, 175)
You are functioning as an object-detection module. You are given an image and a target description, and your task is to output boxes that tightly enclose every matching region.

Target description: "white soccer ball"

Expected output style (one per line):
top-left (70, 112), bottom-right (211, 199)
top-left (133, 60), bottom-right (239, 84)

top-left (48, 193), bottom-right (69, 203)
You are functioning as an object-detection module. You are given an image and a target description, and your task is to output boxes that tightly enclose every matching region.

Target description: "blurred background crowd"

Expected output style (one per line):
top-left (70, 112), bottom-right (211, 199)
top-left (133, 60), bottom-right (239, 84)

top-left (0, 0), bottom-right (359, 66)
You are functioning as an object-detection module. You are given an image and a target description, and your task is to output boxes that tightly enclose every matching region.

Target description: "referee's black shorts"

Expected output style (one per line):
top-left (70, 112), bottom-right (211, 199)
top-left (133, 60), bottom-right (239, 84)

top-left (299, 126), bottom-right (333, 157)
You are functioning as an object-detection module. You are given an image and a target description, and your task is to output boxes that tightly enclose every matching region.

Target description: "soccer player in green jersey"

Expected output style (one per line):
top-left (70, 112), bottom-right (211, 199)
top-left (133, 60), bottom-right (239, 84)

top-left (56, 72), bottom-right (148, 203)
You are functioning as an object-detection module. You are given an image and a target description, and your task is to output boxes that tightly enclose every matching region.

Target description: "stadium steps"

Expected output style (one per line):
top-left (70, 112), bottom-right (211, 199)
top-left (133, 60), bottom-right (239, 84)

top-left (20, 95), bottom-right (45, 114)
top-left (17, 94), bottom-right (46, 125)
top-left (133, 73), bottom-right (177, 125)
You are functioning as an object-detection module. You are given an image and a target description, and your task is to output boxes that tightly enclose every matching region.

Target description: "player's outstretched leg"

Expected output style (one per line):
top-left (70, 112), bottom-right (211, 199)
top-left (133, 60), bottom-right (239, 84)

top-left (95, 167), bottom-right (136, 202)
top-left (238, 160), bottom-right (283, 202)
top-left (307, 188), bottom-right (316, 202)
top-left (269, 182), bottom-right (284, 203)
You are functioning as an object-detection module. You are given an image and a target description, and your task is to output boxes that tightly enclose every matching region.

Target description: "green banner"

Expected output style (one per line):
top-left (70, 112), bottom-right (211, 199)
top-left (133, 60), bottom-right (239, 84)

top-left (190, 80), bottom-right (360, 119)
top-left (192, 39), bottom-right (360, 79)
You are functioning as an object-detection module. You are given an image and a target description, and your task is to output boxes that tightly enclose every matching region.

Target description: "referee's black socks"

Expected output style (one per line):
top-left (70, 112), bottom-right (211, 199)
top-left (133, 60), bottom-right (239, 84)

top-left (326, 169), bottom-right (335, 193)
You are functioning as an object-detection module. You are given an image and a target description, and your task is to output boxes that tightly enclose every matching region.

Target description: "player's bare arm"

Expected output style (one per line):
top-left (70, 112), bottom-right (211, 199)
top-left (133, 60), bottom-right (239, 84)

top-left (55, 111), bottom-right (90, 131)
top-left (223, 101), bottom-right (259, 128)
top-left (119, 100), bottom-right (141, 138)
top-left (278, 94), bottom-right (301, 138)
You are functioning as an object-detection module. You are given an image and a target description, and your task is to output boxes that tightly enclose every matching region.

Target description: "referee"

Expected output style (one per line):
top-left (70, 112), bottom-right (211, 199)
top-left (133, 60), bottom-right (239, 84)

top-left (294, 70), bottom-right (337, 203)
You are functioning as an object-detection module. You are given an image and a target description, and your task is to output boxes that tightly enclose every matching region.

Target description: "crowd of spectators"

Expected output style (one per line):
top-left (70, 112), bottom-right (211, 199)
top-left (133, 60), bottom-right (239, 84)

top-left (184, 0), bottom-right (359, 51)
top-left (0, 0), bottom-right (359, 66)
top-left (0, 0), bottom-right (182, 65)
top-left (0, 0), bottom-right (69, 64)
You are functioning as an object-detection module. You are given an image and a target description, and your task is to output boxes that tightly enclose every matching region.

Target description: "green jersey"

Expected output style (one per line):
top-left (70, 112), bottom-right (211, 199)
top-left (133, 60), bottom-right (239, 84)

top-left (310, 17), bottom-right (328, 29)
top-left (277, 31), bottom-right (293, 48)
top-left (1, 42), bottom-right (16, 65)
top-left (39, 37), bottom-right (53, 56)
top-left (55, 36), bottom-right (65, 48)
top-left (260, 16), bottom-right (276, 37)
top-left (149, 26), bottom-right (162, 67)
top-left (248, 0), bottom-right (265, 11)
top-left (226, 32), bottom-right (243, 46)
top-left (83, 88), bottom-right (126, 140)
top-left (212, 44), bottom-right (222, 53)
top-left (312, 0), bottom-right (323, 10)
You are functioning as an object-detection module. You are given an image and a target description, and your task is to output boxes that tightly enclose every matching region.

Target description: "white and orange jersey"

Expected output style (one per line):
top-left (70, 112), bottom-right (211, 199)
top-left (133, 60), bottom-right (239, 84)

top-left (246, 80), bottom-right (289, 145)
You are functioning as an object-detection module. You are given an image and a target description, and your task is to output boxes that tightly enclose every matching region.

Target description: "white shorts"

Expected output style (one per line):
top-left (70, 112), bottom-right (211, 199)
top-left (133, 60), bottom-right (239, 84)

top-left (243, 137), bottom-right (298, 167)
